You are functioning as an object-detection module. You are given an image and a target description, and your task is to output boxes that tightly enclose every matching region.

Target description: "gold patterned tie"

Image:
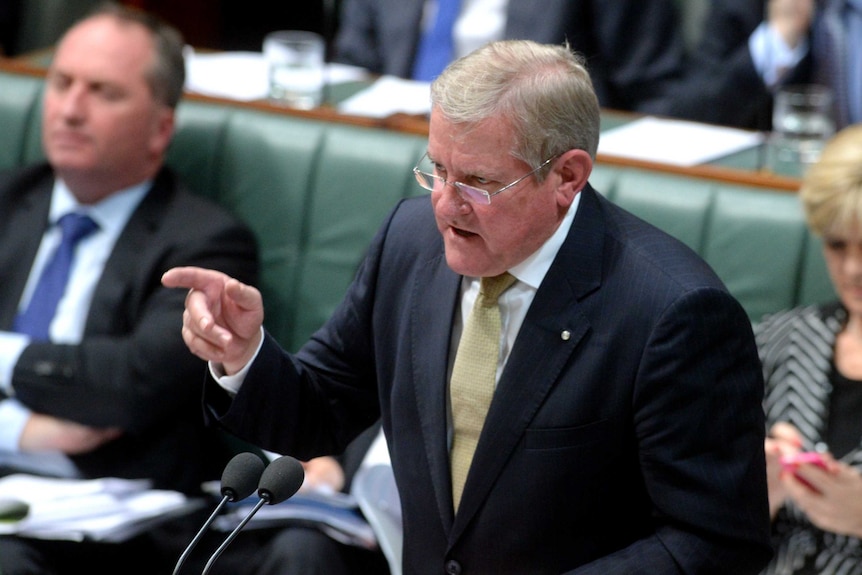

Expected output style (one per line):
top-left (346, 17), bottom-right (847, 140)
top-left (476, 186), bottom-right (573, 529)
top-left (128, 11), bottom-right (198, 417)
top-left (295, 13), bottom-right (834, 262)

top-left (450, 272), bottom-right (517, 511)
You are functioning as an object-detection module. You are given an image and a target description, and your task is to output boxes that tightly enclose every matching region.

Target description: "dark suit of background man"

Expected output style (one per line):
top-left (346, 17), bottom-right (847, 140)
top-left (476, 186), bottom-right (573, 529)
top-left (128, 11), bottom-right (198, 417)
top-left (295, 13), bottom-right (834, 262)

top-left (165, 39), bottom-right (773, 574)
top-left (0, 0), bottom-right (19, 54)
top-left (664, 0), bottom-right (862, 131)
top-left (0, 4), bottom-right (258, 574)
top-left (331, 0), bottom-right (686, 113)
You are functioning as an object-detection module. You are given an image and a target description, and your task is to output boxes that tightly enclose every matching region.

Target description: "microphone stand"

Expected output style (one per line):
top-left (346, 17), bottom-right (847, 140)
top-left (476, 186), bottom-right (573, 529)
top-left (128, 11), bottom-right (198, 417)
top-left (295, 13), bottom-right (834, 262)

top-left (200, 496), bottom-right (269, 575)
top-left (172, 495), bottom-right (231, 575)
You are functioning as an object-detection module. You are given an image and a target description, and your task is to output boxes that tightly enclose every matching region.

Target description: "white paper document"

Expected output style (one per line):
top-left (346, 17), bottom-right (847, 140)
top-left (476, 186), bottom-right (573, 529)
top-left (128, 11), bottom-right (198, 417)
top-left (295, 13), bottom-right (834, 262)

top-left (337, 76), bottom-right (432, 118)
top-left (183, 49), bottom-right (371, 102)
top-left (0, 473), bottom-right (199, 542)
top-left (184, 50), bottom-right (270, 100)
top-left (597, 116), bottom-right (765, 167)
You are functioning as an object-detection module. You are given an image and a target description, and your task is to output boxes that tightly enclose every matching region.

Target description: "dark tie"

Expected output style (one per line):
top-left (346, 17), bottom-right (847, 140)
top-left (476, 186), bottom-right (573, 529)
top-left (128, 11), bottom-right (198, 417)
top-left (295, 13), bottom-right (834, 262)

top-left (847, 0), bottom-right (862, 124)
top-left (813, 0), bottom-right (852, 128)
top-left (13, 213), bottom-right (99, 341)
top-left (411, 0), bottom-right (462, 82)
top-left (449, 272), bottom-right (516, 511)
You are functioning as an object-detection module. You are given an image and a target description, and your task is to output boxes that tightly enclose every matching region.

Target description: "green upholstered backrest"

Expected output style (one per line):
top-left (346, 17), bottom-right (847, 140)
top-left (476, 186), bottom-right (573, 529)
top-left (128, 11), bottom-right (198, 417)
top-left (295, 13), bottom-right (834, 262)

top-left (168, 101), bottom-right (428, 351)
top-left (288, 124), bottom-right (427, 348)
top-left (610, 169), bottom-right (714, 252)
top-left (0, 72), bottom-right (44, 169)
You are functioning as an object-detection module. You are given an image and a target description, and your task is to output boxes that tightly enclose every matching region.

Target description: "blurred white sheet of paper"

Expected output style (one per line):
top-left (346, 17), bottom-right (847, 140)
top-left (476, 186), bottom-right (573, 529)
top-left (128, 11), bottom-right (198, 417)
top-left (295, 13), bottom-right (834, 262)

top-left (337, 76), bottom-right (431, 118)
top-left (0, 473), bottom-right (196, 542)
top-left (183, 49), bottom-right (370, 101)
top-left (597, 116), bottom-right (765, 167)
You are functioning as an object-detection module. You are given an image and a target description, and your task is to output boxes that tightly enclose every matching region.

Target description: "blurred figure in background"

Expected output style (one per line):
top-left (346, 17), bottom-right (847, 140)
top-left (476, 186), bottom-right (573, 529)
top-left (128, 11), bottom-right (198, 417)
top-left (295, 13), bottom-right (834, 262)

top-left (331, 0), bottom-right (686, 113)
top-left (664, 0), bottom-right (861, 131)
top-left (756, 124), bottom-right (862, 574)
top-left (0, 4), bottom-right (258, 573)
top-left (0, 0), bottom-right (19, 54)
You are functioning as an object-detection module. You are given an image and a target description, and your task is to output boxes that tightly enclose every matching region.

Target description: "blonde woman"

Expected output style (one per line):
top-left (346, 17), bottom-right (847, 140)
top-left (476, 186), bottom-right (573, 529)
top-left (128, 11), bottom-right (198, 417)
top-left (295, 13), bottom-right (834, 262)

top-left (758, 124), bottom-right (862, 575)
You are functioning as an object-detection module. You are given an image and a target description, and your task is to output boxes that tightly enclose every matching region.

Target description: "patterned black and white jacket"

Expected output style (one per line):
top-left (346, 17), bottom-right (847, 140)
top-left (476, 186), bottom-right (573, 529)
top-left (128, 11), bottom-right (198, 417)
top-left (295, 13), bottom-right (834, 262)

top-left (756, 302), bottom-right (862, 575)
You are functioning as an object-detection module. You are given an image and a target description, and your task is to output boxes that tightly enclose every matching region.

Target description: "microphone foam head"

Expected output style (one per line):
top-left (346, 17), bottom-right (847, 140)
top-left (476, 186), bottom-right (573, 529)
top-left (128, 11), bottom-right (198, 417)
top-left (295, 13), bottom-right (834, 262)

top-left (220, 452), bottom-right (266, 502)
top-left (258, 455), bottom-right (305, 504)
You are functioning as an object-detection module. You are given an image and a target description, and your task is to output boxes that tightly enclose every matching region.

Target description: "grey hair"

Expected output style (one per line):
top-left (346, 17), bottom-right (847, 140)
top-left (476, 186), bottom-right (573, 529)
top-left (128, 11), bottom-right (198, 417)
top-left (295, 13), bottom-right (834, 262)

top-left (430, 39), bottom-right (600, 175)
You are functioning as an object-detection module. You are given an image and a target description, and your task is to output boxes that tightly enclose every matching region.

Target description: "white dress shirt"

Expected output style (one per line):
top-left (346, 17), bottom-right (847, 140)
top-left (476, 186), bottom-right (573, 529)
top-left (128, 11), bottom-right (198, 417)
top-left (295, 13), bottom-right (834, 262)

top-left (0, 179), bottom-right (148, 451)
top-left (453, 0), bottom-right (508, 59)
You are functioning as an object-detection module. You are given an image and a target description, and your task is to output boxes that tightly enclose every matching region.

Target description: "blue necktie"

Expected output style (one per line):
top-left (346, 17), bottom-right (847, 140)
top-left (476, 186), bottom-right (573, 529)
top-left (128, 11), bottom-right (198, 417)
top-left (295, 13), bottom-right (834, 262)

top-left (411, 0), bottom-right (462, 82)
top-left (13, 213), bottom-right (99, 341)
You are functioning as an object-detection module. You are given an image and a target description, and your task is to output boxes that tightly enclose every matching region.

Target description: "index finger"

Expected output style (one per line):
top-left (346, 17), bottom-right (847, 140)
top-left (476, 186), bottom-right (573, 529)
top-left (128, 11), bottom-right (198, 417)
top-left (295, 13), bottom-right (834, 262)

top-left (769, 422), bottom-right (804, 447)
top-left (161, 266), bottom-right (230, 291)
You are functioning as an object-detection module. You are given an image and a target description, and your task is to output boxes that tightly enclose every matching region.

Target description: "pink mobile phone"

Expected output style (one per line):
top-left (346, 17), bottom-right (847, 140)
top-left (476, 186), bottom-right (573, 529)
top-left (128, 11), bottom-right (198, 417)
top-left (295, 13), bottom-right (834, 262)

top-left (779, 451), bottom-right (828, 471)
top-left (779, 452), bottom-right (828, 491)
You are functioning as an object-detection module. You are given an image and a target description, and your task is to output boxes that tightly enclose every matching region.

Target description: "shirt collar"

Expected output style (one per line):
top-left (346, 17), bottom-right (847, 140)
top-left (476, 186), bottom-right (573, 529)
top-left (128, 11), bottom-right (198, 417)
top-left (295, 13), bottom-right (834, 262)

top-left (508, 191), bottom-right (581, 290)
top-left (49, 179), bottom-right (152, 236)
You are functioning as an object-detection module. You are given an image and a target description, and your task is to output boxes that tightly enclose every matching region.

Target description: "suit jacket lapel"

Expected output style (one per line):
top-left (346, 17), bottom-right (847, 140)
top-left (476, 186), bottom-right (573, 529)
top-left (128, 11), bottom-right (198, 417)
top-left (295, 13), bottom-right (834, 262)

top-left (451, 187), bottom-right (605, 534)
top-left (85, 172), bottom-right (171, 335)
top-left (0, 170), bottom-right (52, 329)
top-left (410, 249), bottom-right (461, 525)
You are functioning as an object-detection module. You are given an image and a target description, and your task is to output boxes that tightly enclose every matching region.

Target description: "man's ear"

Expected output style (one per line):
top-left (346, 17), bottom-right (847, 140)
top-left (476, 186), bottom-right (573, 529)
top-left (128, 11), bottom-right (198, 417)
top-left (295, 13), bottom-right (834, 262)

top-left (554, 149), bottom-right (593, 206)
top-left (150, 107), bottom-right (175, 158)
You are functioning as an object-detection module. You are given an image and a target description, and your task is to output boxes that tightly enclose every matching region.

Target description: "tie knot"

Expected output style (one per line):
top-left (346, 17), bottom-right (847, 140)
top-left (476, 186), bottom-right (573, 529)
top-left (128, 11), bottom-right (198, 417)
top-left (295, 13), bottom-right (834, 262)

top-left (58, 212), bottom-right (99, 244)
top-left (478, 272), bottom-right (516, 305)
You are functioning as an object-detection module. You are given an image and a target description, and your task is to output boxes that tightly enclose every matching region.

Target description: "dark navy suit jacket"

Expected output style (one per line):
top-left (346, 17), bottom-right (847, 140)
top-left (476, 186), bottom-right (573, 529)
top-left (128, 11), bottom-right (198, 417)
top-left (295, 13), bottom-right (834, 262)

top-left (207, 186), bottom-right (772, 574)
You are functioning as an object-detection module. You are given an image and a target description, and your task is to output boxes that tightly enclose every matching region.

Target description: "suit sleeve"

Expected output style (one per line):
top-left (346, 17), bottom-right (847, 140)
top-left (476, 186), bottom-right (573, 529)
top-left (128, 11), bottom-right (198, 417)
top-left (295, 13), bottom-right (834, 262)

top-left (659, 0), bottom-right (775, 129)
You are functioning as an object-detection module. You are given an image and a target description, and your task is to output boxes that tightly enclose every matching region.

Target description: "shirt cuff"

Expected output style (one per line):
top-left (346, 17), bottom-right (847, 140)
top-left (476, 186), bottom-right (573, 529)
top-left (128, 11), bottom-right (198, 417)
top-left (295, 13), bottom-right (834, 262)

top-left (0, 331), bottom-right (31, 396)
top-left (0, 398), bottom-right (32, 451)
top-left (208, 326), bottom-right (266, 396)
top-left (749, 22), bottom-right (809, 87)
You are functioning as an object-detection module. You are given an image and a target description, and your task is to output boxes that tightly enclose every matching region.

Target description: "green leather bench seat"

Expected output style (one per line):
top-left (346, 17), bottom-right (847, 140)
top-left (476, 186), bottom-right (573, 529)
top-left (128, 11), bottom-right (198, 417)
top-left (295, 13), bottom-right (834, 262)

top-left (0, 71), bottom-right (44, 167)
top-left (0, 67), bottom-right (836, 352)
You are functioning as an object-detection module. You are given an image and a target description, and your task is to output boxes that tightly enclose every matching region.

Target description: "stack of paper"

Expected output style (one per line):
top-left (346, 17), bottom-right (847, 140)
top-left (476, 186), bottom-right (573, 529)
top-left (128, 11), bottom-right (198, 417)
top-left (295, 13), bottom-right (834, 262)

top-left (0, 473), bottom-right (200, 542)
top-left (205, 481), bottom-right (377, 550)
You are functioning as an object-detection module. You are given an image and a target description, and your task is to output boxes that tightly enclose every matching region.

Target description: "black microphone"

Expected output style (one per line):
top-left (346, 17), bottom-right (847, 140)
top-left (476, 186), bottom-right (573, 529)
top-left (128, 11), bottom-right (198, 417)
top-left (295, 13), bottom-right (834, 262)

top-left (172, 452), bottom-right (265, 575)
top-left (200, 455), bottom-right (305, 575)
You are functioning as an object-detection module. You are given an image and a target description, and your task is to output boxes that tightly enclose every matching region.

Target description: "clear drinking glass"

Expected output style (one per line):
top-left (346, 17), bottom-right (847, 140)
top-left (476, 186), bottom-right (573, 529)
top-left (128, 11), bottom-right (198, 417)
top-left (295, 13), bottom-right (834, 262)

top-left (263, 30), bottom-right (325, 109)
top-left (767, 84), bottom-right (835, 177)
